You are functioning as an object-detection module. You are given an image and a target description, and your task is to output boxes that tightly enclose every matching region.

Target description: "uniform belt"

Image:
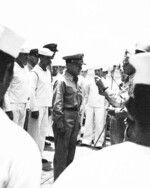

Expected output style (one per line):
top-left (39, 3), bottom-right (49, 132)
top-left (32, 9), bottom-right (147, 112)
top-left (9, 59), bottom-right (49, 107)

top-left (64, 106), bottom-right (78, 111)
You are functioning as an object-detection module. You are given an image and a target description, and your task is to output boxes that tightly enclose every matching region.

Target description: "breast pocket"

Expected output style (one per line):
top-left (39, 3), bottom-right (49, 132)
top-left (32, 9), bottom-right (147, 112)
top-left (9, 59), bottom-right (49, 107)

top-left (66, 86), bottom-right (75, 95)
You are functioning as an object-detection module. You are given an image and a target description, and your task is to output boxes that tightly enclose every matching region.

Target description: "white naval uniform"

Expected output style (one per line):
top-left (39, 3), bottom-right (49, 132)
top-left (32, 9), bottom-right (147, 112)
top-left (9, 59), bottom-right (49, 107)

top-left (0, 108), bottom-right (41, 188)
top-left (53, 142), bottom-right (150, 188)
top-left (4, 62), bottom-right (30, 128)
top-left (28, 64), bottom-right (52, 155)
top-left (82, 78), bottom-right (107, 147)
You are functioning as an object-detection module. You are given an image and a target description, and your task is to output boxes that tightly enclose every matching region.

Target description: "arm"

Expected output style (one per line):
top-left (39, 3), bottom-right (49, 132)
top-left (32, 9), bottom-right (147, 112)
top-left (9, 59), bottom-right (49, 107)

top-left (52, 79), bottom-right (65, 123)
top-left (29, 71), bottom-right (39, 119)
top-left (3, 87), bottom-right (12, 112)
top-left (3, 88), bottom-right (13, 120)
top-left (95, 76), bottom-right (125, 108)
top-left (80, 81), bottom-right (90, 112)
top-left (29, 71), bottom-right (39, 112)
top-left (103, 88), bottom-right (124, 108)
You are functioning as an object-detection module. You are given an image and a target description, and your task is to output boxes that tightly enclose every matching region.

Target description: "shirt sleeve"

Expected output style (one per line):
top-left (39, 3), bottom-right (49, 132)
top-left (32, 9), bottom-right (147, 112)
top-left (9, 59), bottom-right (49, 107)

top-left (104, 88), bottom-right (124, 108)
top-left (52, 79), bottom-right (65, 122)
top-left (29, 71), bottom-right (39, 111)
top-left (3, 88), bottom-right (12, 112)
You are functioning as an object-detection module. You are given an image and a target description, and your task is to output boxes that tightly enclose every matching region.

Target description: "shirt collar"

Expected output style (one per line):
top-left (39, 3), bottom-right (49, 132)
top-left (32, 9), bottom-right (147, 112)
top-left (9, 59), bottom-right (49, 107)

top-left (64, 70), bottom-right (74, 81)
top-left (15, 62), bottom-right (24, 69)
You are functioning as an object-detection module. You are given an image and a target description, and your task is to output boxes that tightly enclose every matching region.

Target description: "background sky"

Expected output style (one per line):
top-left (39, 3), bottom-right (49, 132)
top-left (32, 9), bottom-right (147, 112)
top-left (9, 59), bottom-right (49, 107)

top-left (1, 0), bottom-right (150, 68)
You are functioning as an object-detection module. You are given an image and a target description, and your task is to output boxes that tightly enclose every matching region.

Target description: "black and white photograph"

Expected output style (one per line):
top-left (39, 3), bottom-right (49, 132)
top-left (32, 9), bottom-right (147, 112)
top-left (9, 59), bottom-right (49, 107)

top-left (0, 0), bottom-right (150, 187)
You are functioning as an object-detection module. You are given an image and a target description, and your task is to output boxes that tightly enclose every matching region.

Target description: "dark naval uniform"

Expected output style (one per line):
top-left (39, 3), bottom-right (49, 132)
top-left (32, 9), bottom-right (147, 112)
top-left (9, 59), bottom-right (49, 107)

top-left (52, 54), bottom-right (84, 181)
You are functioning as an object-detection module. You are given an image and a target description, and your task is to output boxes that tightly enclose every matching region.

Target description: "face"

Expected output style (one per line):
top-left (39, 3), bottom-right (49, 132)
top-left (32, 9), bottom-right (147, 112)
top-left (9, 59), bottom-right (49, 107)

top-left (28, 54), bottom-right (39, 68)
top-left (52, 66), bottom-right (59, 76)
top-left (59, 66), bottom-right (65, 74)
top-left (68, 63), bottom-right (82, 76)
top-left (103, 71), bottom-right (108, 78)
top-left (95, 69), bottom-right (100, 76)
top-left (80, 70), bottom-right (88, 77)
top-left (95, 69), bottom-right (103, 77)
top-left (20, 53), bottom-right (28, 66)
top-left (42, 56), bottom-right (52, 67)
top-left (123, 62), bottom-right (135, 75)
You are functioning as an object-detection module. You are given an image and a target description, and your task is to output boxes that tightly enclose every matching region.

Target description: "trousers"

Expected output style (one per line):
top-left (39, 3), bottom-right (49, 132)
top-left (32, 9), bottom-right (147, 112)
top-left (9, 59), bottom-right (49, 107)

top-left (110, 116), bottom-right (126, 145)
top-left (11, 103), bottom-right (26, 128)
top-left (53, 110), bottom-right (80, 181)
top-left (28, 106), bottom-right (49, 155)
top-left (82, 106), bottom-right (107, 147)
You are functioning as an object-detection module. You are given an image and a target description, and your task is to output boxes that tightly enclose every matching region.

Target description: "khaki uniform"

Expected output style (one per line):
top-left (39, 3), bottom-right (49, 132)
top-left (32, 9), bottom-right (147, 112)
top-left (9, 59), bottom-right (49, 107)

top-left (52, 70), bottom-right (81, 181)
top-left (106, 75), bottom-right (134, 144)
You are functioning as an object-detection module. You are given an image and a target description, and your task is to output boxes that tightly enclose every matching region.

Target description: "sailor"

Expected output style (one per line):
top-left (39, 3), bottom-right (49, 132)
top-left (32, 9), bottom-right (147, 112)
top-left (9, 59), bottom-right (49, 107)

top-left (0, 24), bottom-right (41, 188)
top-left (3, 47), bottom-right (31, 128)
top-left (27, 47), bottom-right (53, 171)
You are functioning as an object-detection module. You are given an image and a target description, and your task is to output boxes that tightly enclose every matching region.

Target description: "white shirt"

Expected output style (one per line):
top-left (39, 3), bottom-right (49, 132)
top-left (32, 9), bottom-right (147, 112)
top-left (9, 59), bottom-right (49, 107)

top-left (30, 65), bottom-right (52, 111)
top-left (3, 63), bottom-right (31, 111)
top-left (6, 62), bottom-right (30, 104)
top-left (0, 108), bottom-right (41, 188)
top-left (53, 142), bottom-right (150, 188)
top-left (85, 78), bottom-right (105, 107)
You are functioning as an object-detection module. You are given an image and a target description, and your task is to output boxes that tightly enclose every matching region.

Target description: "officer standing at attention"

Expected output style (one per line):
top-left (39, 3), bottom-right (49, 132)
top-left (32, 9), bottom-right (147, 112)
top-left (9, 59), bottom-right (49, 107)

top-left (52, 53), bottom-right (85, 181)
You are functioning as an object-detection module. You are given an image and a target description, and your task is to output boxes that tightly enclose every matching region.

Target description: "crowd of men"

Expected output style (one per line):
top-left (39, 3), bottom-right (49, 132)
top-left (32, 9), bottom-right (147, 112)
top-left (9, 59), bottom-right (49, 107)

top-left (1, 24), bottom-right (150, 187)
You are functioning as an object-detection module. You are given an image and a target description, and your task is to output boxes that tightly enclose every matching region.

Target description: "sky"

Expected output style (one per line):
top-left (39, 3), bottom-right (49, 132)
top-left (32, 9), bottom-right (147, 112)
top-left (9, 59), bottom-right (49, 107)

top-left (1, 0), bottom-right (150, 68)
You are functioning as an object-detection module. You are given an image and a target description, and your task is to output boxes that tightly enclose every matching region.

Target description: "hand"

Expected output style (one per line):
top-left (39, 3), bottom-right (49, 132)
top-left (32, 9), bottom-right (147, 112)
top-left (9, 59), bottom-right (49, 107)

top-left (107, 109), bottom-right (116, 116)
top-left (31, 111), bottom-right (39, 119)
top-left (94, 76), bottom-right (106, 95)
top-left (106, 107), bottom-right (116, 116)
top-left (57, 127), bottom-right (65, 135)
top-left (56, 121), bottom-right (65, 135)
top-left (6, 111), bottom-right (13, 120)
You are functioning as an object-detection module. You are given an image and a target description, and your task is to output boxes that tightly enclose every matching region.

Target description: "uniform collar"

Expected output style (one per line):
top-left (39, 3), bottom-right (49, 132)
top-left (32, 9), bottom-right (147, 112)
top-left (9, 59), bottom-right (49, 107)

top-left (64, 70), bottom-right (74, 81)
top-left (15, 62), bottom-right (24, 69)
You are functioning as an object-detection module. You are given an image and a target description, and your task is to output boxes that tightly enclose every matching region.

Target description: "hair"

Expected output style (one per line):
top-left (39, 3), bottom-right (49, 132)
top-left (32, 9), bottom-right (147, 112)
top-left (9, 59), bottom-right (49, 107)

top-left (126, 84), bottom-right (150, 131)
top-left (0, 50), bottom-right (14, 81)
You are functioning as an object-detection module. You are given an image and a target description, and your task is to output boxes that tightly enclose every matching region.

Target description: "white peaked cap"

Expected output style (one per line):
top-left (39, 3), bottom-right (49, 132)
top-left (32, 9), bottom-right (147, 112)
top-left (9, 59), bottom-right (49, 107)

top-left (129, 53), bottom-right (150, 85)
top-left (38, 48), bottom-right (53, 56)
top-left (0, 25), bottom-right (25, 58)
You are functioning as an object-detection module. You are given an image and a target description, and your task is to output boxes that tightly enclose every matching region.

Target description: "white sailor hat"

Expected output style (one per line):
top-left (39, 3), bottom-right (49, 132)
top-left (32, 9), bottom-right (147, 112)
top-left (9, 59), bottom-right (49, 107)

top-left (93, 65), bottom-right (102, 70)
top-left (38, 48), bottom-right (52, 57)
top-left (129, 53), bottom-right (150, 85)
top-left (0, 24), bottom-right (25, 58)
top-left (81, 65), bottom-right (88, 71)
top-left (51, 61), bottom-right (66, 67)
top-left (20, 47), bottom-right (30, 54)
top-left (102, 66), bottom-right (108, 72)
